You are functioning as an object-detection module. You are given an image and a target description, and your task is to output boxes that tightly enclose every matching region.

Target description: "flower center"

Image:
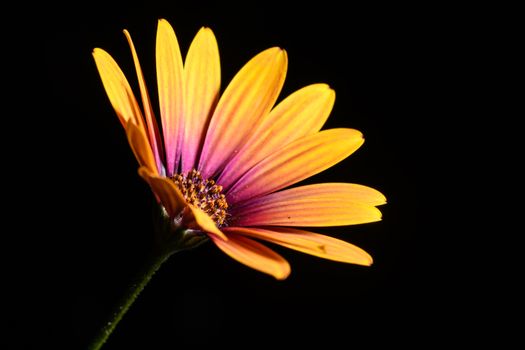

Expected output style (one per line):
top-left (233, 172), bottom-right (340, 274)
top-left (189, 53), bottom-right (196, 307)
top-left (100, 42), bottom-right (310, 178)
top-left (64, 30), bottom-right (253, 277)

top-left (170, 169), bottom-right (228, 227)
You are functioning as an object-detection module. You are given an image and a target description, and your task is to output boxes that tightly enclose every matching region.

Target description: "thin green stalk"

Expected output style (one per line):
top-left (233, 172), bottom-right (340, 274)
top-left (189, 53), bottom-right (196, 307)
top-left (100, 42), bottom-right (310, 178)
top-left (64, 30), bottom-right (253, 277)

top-left (87, 248), bottom-right (174, 350)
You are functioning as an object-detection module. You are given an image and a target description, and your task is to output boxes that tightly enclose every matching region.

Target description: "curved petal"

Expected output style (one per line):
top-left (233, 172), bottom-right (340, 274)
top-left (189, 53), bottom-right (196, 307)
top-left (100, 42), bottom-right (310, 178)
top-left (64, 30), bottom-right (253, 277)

top-left (138, 168), bottom-right (227, 241)
top-left (156, 19), bottom-right (184, 176)
top-left (92, 48), bottom-right (145, 130)
top-left (124, 30), bottom-right (165, 174)
top-left (210, 233), bottom-right (291, 280)
top-left (185, 205), bottom-right (227, 241)
top-left (198, 47), bottom-right (288, 179)
top-left (218, 84), bottom-right (335, 190)
top-left (126, 122), bottom-right (158, 175)
top-left (223, 227), bottom-right (372, 266)
top-left (226, 128), bottom-right (364, 205)
top-left (138, 167), bottom-right (185, 217)
top-left (182, 27), bottom-right (221, 173)
top-left (230, 183), bottom-right (384, 227)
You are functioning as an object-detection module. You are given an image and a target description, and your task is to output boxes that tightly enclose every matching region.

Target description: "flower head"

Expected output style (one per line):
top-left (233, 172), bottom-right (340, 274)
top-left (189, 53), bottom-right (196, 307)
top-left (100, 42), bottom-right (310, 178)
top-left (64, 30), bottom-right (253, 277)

top-left (93, 19), bottom-right (386, 280)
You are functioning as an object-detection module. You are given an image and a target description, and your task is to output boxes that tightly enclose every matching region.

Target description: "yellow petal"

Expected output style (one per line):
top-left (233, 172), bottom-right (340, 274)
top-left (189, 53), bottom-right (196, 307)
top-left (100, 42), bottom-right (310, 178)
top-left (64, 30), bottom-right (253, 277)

top-left (182, 27), bottom-right (221, 173)
top-left (223, 227), bottom-right (372, 266)
top-left (233, 182), bottom-right (386, 220)
top-left (138, 167), bottom-right (185, 217)
top-left (92, 48), bottom-right (145, 129)
top-left (218, 84), bottom-right (335, 189)
top-left (156, 19), bottom-right (184, 175)
top-left (185, 204), bottom-right (228, 241)
top-left (126, 122), bottom-right (158, 175)
top-left (210, 233), bottom-right (291, 280)
top-left (227, 128), bottom-right (364, 205)
top-left (198, 47), bottom-right (288, 179)
top-left (268, 183), bottom-right (384, 206)
top-left (268, 183), bottom-right (387, 206)
top-left (124, 30), bottom-right (164, 174)
top-left (231, 197), bottom-right (382, 227)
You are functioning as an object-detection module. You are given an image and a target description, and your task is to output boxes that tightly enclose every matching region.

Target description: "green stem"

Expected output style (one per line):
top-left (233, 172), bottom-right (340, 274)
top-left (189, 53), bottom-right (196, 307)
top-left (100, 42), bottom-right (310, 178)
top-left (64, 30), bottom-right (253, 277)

top-left (87, 247), bottom-right (174, 350)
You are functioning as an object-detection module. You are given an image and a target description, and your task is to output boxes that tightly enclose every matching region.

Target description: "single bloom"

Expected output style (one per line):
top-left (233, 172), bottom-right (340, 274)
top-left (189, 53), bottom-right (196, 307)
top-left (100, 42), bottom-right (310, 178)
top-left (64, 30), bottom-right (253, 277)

top-left (93, 19), bottom-right (386, 279)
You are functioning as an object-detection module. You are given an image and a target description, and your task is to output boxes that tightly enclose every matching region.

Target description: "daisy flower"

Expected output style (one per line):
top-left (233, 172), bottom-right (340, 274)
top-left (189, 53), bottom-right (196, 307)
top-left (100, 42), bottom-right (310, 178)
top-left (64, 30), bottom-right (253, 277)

top-left (93, 19), bottom-right (386, 281)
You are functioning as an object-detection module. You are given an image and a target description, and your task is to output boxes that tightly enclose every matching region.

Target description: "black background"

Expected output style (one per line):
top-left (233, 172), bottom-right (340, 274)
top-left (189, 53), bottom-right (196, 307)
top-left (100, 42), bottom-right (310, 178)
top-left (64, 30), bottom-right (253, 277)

top-left (8, 1), bottom-right (459, 349)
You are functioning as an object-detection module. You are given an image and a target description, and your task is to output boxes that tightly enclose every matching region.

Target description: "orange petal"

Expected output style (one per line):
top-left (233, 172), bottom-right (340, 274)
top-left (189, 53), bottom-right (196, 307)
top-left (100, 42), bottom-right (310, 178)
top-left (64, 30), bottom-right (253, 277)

top-left (138, 167), bottom-right (185, 217)
top-left (227, 128), bottom-right (364, 205)
top-left (156, 19), bottom-right (184, 175)
top-left (182, 27), bottom-right (221, 173)
top-left (231, 198), bottom-right (381, 227)
top-left (248, 183), bottom-right (385, 206)
top-left (230, 184), bottom-right (381, 226)
top-left (198, 47), bottom-right (288, 179)
top-left (185, 205), bottom-right (228, 241)
top-left (218, 84), bottom-right (335, 189)
top-left (92, 48), bottom-right (145, 129)
top-left (209, 233), bottom-right (291, 280)
top-left (274, 183), bottom-right (384, 206)
top-left (126, 122), bottom-right (158, 175)
top-left (138, 169), bottom-right (226, 241)
top-left (223, 227), bottom-right (372, 266)
top-left (124, 30), bottom-right (164, 174)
